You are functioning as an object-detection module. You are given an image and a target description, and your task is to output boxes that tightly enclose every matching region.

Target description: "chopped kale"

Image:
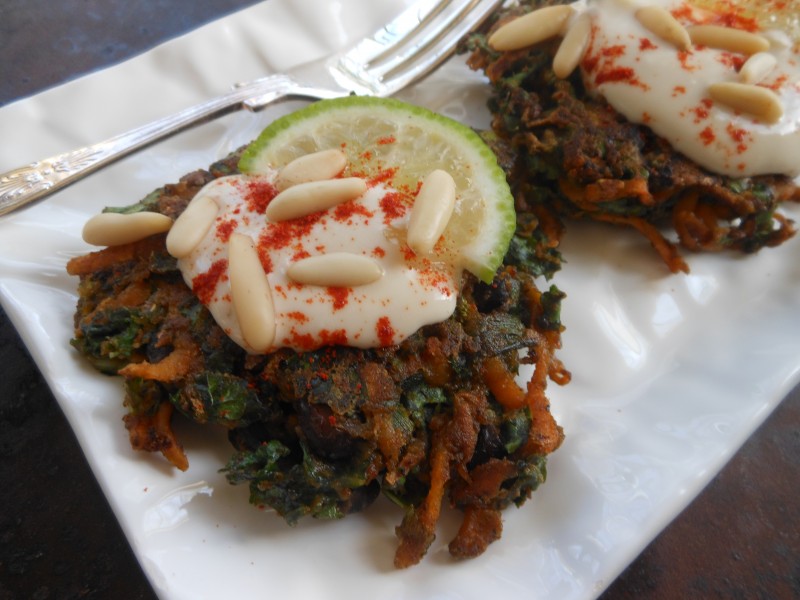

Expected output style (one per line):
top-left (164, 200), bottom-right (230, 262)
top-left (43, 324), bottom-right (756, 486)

top-left (501, 408), bottom-right (530, 454)
top-left (171, 372), bottom-right (266, 427)
top-left (103, 189), bottom-right (163, 215)
top-left (223, 439), bottom-right (378, 524)
top-left (71, 306), bottom-right (159, 374)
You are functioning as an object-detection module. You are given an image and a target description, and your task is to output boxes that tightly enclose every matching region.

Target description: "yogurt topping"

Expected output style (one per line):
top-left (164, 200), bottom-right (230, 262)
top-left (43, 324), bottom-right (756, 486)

top-left (176, 172), bottom-right (459, 354)
top-left (576, 0), bottom-right (800, 177)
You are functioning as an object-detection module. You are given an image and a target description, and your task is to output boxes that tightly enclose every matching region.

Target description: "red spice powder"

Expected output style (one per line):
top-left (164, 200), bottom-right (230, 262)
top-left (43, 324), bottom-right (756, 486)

top-left (673, 85), bottom-right (687, 96)
top-left (691, 103), bottom-right (710, 123)
top-left (326, 287), bottom-right (351, 311)
top-left (192, 259), bottom-right (228, 304)
top-left (699, 126), bottom-right (716, 145)
top-left (602, 44), bottom-right (626, 59)
top-left (375, 316), bottom-right (396, 346)
top-left (333, 200), bottom-right (374, 223)
top-left (259, 212), bottom-right (324, 251)
top-left (711, 10), bottom-right (759, 32)
top-left (318, 329), bottom-right (348, 346)
top-left (582, 52), bottom-right (599, 74)
top-left (669, 4), bottom-right (694, 22)
top-left (377, 136), bottom-right (396, 145)
top-left (418, 262), bottom-right (454, 297)
top-left (285, 330), bottom-right (316, 351)
top-left (595, 66), bottom-right (639, 86)
top-left (380, 191), bottom-right (411, 225)
top-left (763, 73), bottom-right (788, 92)
top-left (368, 166), bottom-right (398, 188)
top-left (639, 38), bottom-right (657, 51)
top-left (245, 179), bottom-right (278, 214)
top-left (286, 311), bottom-right (309, 323)
top-left (215, 218), bottom-right (236, 243)
top-left (372, 246), bottom-right (386, 258)
top-left (716, 51), bottom-right (745, 71)
top-left (678, 50), bottom-right (698, 72)
top-left (273, 284), bottom-right (287, 299)
top-left (256, 246), bottom-right (273, 274)
top-left (726, 122), bottom-right (750, 153)
top-left (291, 248), bottom-right (311, 261)
top-left (285, 328), bottom-right (348, 351)
top-left (581, 23), bottom-right (601, 73)
top-left (584, 41), bottom-right (647, 90)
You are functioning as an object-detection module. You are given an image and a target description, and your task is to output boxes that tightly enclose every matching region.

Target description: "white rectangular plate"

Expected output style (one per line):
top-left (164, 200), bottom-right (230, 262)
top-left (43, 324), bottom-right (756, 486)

top-left (1, 1), bottom-right (799, 599)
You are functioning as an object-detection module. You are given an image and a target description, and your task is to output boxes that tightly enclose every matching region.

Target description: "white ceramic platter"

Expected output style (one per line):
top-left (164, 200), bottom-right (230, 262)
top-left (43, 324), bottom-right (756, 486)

top-left (1, 1), bottom-right (799, 599)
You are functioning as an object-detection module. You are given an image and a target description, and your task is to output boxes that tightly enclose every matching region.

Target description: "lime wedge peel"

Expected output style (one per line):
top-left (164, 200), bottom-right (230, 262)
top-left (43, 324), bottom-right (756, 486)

top-left (238, 96), bottom-right (515, 283)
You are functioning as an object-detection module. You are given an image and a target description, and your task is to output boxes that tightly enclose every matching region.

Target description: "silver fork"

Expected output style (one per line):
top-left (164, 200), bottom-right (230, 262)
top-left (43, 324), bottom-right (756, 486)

top-left (0, 0), bottom-right (501, 217)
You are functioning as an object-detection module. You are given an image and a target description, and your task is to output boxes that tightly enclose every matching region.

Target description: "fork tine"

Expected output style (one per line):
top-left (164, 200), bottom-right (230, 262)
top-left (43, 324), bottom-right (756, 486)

top-left (336, 0), bottom-right (502, 95)
top-left (378, 0), bottom-right (502, 85)
top-left (366, 0), bottom-right (454, 68)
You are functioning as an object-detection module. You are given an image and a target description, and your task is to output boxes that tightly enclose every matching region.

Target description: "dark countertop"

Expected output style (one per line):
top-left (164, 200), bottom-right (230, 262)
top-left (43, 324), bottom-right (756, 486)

top-left (1, 2), bottom-right (798, 599)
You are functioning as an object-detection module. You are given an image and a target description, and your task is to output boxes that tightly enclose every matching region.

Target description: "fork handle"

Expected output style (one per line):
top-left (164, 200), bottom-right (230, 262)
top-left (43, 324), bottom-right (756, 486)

top-left (0, 74), bottom-right (301, 217)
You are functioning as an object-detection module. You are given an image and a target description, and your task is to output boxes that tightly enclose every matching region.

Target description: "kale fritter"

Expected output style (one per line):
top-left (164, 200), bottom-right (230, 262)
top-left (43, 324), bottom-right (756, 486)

top-left (67, 150), bottom-right (569, 567)
top-left (462, 0), bottom-right (800, 273)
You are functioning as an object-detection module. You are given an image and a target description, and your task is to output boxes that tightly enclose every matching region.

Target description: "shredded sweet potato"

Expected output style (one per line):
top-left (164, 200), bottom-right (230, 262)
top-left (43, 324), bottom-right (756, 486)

top-left (118, 345), bottom-right (201, 383)
top-left (394, 391), bottom-right (482, 568)
top-left (66, 235), bottom-right (166, 276)
top-left (482, 355), bottom-right (526, 410)
top-left (123, 401), bottom-right (189, 471)
top-left (448, 506), bottom-right (503, 559)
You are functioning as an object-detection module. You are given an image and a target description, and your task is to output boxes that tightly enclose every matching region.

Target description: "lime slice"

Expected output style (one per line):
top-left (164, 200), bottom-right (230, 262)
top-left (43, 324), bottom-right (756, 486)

top-left (238, 96), bottom-right (515, 283)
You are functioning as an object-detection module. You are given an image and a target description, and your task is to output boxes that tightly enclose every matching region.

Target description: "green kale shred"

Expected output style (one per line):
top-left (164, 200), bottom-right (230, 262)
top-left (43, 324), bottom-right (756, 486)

top-left (223, 440), bottom-right (376, 524)
top-left (71, 306), bottom-right (160, 374)
top-left (103, 189), bottom-right (163, 215)
top-left (171, 372), bottom-right (266, 427)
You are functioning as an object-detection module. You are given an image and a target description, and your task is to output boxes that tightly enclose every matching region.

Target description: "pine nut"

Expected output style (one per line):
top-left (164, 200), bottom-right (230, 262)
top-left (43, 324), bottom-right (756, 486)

top-left (635, 6), bottom-right (691, 51)
top-left (738, 52), bottom-right (777, 84)
top-left (265, 177), bottom-right (367, 222)
top-left (229, 233), bottom-right (276, 353)
top-left (406, 169), bottom-right (456, 256)
top-left (488, 5), bottom-right (574, 52)
top-left (82, 211), bottom-right (173, 247)
top-left (553, 12), bottom-right (591, 79)
top-left (287, 252), bottom-right (383, 287)
top-left (688, 25), bottom-right (770, 55)
top-left (275, 149), bottom-right (348, 191)
top-left (708, 82), bottom-right (784, 124)
top-left (166, 194), bottom-right (219, 258)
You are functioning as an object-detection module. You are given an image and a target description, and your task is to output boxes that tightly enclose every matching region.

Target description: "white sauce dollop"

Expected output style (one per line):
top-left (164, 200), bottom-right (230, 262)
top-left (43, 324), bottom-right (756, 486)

top-left (577, 0), bottom-right (800, 177)
top-left (177, 173), bottom-right (459, 354)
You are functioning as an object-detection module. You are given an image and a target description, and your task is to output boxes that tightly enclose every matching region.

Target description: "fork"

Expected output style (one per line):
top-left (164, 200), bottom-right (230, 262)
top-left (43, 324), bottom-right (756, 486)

top-left (0, 0), bottom-right (501, 217)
